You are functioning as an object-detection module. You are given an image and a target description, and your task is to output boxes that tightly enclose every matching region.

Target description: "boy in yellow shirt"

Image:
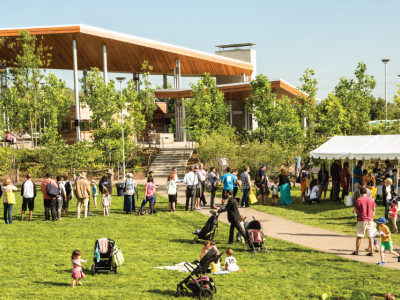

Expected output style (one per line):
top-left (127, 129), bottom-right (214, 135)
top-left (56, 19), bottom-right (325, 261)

top-left (376, 217), bottom-right (400, 265)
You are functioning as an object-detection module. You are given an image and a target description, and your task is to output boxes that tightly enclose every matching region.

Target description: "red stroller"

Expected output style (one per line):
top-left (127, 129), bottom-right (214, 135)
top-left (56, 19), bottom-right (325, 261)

top-left (245, 217), bottom-right (268, 254)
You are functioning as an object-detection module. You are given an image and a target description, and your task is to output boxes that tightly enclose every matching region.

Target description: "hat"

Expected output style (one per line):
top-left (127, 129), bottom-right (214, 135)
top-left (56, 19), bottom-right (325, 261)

top-left (91, 180), bottom-right (95, 183)
top-left (80, 172), bottom-right (87, 178)
top-left (376, 217), bottom-right (386, 224)
top-left (127, 173), bottom-right (133, 178)
top-left (45, 172), bottom-right (51, 178)
top-left (194, 165), bottom-right (199, 170)
top-left (262, 164), bottom-right (267, 168)
top-left (106, 169), bottom-right (114, 174)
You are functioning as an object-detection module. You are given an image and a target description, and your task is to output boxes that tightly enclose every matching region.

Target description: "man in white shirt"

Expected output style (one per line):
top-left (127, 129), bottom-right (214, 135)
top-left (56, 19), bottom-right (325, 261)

top-left (199, 164), bottom-right (207, 206)
top-left (183, 166), bottom-right (198, 211)
top-left (21, 174), bottom-right (37, 221)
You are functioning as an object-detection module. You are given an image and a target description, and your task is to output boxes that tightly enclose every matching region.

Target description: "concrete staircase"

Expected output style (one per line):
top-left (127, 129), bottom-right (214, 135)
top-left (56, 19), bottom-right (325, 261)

top-left (149, 148), bottom-right (193, 178)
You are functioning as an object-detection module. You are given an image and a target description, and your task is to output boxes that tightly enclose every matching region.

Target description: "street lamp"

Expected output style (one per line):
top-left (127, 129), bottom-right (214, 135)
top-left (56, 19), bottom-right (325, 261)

top-left (116, 77), bottom-right (126, 179)
top-left (381, 59), bottom-right (390, 128)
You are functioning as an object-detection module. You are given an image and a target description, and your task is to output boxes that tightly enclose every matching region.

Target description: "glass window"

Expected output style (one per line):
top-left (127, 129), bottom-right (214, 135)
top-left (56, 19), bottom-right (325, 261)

top-left (80, 120), bottom-right (90, 132)
top-left (59, 121), bottom-right (68, 132)
top-left (71, 120), bottom-right (76, 132)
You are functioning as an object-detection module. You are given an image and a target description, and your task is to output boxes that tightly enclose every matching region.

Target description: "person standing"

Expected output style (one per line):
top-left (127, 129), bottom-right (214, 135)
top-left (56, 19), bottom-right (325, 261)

top-left (217, 189), bottom-right (249, 245)
top-left (194, 165), bottom-right (202, 210)
top-left (56, 175), bottom-right (66, 221)
top-left (199, 164), bottom-right (207, 206)
top-left (352, 186), bottom-right (376, 256)
top-left (167, 171), bottom-right (177, 212)
top-left (140, 177), bottom-right (156, 215)
top-left (74, 172), bottom-right (91, 218)
top-left (383, 178), bottom-right (395, 221)
top-left (220, 167), bottom-right (237, 208)
top-left (20, 174), bottom-right (36, 221)
top-left (318, 165), bottom-right (329, 201)
top-left (278, 168), bottom-right (292, 205)
top-left (123, 173), bottom-right (137, 214)
top-left (330, 160), bottom-right (341, 202)
top-left (183, 166), bottom-right (198, 211)
top-left (100, 169), bottom-right (113, 210)
top-left (240, 166), bottom-right (252, 208)
top-left (294, 156), bottom-right (302, 181)
top-left (208, 167), bottom-right (219, 209)
top-left (353, 160), bottom-right (364, 200)
top-left (341, 162), bottom-right (350, 203)
top-left (63, 173), bottom-right (73, 217)
top-left (2, 178), bottom-right (17, 224)
top-left (256, 164), bottom-right (268, 205)
top-left (373, 161), bottom-right (382, 174)
top-left (41, 173), bottom-right (58, 222)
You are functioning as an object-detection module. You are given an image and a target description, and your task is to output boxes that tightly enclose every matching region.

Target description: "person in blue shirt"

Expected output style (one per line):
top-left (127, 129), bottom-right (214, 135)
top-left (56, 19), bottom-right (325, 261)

top-left (353, 160), bottom-right (364, 199)
top-left (221, 167), bottom-right (238, 208)
top-left (294, 157), bottom-right (302, 179)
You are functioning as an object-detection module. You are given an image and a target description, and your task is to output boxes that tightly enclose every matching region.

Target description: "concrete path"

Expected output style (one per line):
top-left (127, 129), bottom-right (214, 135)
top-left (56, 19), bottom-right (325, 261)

top-left (138, 178), bottom-right (400, 270)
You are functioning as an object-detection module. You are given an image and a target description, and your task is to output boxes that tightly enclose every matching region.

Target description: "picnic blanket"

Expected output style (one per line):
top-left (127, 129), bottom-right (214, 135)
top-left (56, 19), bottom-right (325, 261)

top-left (154, 262), bottom-right (242, 274)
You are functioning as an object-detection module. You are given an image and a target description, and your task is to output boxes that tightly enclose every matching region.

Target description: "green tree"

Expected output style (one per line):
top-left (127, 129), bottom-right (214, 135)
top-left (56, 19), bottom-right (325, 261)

top-left (184, 73), bottom-right (230, 142)
top-left (369, 97), bottom-right (386, 121)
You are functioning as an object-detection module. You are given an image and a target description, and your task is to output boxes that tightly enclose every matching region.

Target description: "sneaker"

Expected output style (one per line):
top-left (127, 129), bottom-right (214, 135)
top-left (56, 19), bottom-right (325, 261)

top-left (58, 217), bottom-right (62, 220)
top-left (198, 208), bottom-right (202, 210)
top-left (95, 206), bottom-right (97, 209)
top-left (88, 212), bottom-right (94, 216)
top-left (377, 262), bottom-right (385, 265)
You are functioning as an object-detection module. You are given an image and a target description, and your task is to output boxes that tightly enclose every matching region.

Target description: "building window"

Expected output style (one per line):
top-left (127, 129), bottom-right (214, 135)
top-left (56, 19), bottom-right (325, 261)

top-left (59, 121), bottom-right (68, 132)
top-left (71, 120), bottom-right (91, 132)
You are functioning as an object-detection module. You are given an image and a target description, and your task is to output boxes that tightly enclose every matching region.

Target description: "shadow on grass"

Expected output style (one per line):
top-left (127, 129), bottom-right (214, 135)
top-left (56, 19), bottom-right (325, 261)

top-left (33, 281), bottom-right (70, 287)
top-left (147, 289), bottom-right (179, 297)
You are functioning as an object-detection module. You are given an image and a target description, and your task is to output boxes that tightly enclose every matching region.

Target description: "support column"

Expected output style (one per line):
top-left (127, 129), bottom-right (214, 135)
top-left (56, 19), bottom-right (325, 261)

top-left (177, 59), bottom-right (186, 142)
top-left (103, 45), bottom-right (108, 83)
top-left (72, 40), bottom-right (81, 142)
top-left (0, 62), bottom-right (4, 131)
top-left (163, 74), bottom-right (168, 113)
top-left (133, 73), bottom-right (140, 93)
top-left (244, 108), bottom-right (248, 131)
top-left (173, 68), bottom-right (180, 141)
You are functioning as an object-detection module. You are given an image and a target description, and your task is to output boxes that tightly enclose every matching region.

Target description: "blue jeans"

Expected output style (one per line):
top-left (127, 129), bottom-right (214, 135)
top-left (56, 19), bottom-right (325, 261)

top-left (141, 195), bottom-right (154, 214)
top-left (3, 203), bottom-right (13, 224)
top-left (241, 189), bottom-right (250, 207)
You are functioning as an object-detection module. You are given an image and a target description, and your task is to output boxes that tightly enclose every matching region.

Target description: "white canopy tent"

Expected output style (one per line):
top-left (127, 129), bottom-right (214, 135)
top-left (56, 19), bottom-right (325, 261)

top-left (310, 135), bottom-right (400, 197)
top-left (310, 135), bottom-right (400, 160)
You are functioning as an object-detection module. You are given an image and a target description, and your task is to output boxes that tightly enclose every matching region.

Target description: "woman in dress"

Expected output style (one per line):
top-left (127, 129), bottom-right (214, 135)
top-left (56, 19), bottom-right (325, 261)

top-left (123, 173), bottom-right (137, 214)
top-left (167, 172), bottom-right (177, 212)
top-left (278, 168), bottom-right (292, 205)
top-left (318, 165), bottom-right (328, 201)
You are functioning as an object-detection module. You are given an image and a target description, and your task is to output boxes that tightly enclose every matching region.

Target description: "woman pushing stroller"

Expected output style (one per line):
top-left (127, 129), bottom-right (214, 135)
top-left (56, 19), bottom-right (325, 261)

top-left (215, 189), bottom-right (249, 246)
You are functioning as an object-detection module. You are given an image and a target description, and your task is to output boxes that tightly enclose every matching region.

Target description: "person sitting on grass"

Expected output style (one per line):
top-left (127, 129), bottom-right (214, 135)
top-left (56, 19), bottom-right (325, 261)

top-left (306, 179), bottom-right (320, 204)
top-left (375, 217), bottom-right (400, 266)
top-left (101, 186), bottom-right (110, 216)
top-left (71, 250), bottom-right (87, 288)
top-left (200, 240), bottom-right (220, 259)
top-left (224, 249), bottom-right (239, 271)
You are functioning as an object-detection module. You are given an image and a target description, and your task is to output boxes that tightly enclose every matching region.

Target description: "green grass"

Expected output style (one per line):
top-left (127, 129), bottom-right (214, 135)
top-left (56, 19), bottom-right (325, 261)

top-left (214, 186), bottom-right (400, 246)
top-left (1, 185), bottom-right (399, 299)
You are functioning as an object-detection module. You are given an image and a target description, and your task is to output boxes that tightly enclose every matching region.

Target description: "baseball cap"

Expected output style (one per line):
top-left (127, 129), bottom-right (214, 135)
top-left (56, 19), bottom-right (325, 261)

top-left (262, 164), bottom-right (267, 168)
top-left (376, 217), bottom-right (386, 224)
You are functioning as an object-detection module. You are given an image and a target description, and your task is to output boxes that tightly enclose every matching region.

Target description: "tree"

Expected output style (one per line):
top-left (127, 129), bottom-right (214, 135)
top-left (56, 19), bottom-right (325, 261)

top-left (296, 68), bottom-right (319, 130)
top-left (184, 73), bottom-right (230, 142)
top-left (369, 97), bottom-right (386, 121)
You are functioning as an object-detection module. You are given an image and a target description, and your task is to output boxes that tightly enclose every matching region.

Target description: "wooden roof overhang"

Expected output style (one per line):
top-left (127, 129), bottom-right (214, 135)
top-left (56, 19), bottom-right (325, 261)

top-left (155, 79), bottom-right (307, 101)
top-left (0, 24), bottom-right (253, 76)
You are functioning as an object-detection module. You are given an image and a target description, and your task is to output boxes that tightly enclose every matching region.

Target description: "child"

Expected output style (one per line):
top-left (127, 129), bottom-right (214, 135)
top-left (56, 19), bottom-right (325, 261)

top-left (300, 173), bottom-right (307, 204)
top-left (101, 186), bottom-right (110, 216)
top-left (200, 240), bottom-right (220, 259)
top-left (362, 169), bottom-right (368, 185)
top-left (391, 169), bottom-right (398, 190)
top-left (367, 222), bottom-right (381, 253)
top-left (71, 250), bottom-right (87, 288)
top-left (224, 249), bottom-right (239, 271)
top-left (236, 215), bottom-right (246, 243)
top-left (389, 200), bottom-right (399, 233)
top-left (272, 179), bottom-right (279, 206)
top-left (375, 217), bottom-right (400, 266)
top-left (91, 180), bottom-right (98, 209)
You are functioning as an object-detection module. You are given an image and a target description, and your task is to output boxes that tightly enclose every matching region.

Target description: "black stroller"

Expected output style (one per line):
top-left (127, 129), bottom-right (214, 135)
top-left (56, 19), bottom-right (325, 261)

top-left (91, 238), bottom-right (118, 275)
top-left (245, 217), bottom-right (268, 254)
top-left (176, 249), bottom-right (224, 300)
top-left (192, 212), bottom-right (219, 244)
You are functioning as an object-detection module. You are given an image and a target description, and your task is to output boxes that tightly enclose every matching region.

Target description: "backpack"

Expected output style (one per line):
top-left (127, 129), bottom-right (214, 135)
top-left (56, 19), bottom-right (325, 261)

top-left (255, 170), bottom-right (262, 188)
top-left (46, 180), bottom-right (60, 198)
top-left (65, 181), bottom-right (72, 196)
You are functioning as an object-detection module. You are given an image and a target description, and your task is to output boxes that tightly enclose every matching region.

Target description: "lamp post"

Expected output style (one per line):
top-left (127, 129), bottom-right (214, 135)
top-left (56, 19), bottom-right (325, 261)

top-left (381, 59), bottom-right (390, 128)
top-left (116, 77), bottom-right (126, 179)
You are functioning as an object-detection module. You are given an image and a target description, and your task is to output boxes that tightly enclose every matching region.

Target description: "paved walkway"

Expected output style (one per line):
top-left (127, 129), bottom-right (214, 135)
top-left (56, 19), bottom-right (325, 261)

top-left (138, 178), bottom-right (400, 270)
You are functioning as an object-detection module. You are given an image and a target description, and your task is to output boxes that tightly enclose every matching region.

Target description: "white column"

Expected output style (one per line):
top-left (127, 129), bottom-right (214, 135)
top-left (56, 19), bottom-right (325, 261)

top-left (72, 40), bottom-right (81, 142)
top-left (103, 45), bottom-right (108, 83)
top-left (163, 74), bottom-right (168, 113)
top-left (244, 108), bottom-right (248, 130)
top-left (177, 59), bottom-right (187, 142)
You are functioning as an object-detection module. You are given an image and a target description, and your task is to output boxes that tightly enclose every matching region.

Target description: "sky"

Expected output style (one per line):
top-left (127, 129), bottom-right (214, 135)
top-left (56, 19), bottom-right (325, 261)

top-left (1, 0), bottom-right (400, 101)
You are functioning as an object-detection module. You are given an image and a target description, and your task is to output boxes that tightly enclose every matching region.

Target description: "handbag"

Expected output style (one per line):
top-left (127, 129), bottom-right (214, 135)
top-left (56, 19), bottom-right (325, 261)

top-left (186, 186), bottom-right (195, 197)
top-left (249, 189), bottom-right (257, 204)
top-left (112, 247), bottom-right (124, 268)
top-left (7, 187), bottom-right (16, 204)
top-left (167, 181), bottom-right (177, 195)
top-left (206, 181), bottom-right (213, 193)
top-left (46, 180), bottom-right (60, 198)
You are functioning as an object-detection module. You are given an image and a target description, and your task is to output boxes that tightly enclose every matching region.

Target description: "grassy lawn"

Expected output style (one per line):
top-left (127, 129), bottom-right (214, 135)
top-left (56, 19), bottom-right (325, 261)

top-left (1, 185), bottom-right (399, 299)
top-left (213, 186), bottom-right (400, 245)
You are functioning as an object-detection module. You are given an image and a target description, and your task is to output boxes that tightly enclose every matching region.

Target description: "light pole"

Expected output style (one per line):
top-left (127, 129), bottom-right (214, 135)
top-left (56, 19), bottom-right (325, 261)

top-left (381, 59), bottom-right (390, 128)
top-left (116, 77), bottom-right (126, 179)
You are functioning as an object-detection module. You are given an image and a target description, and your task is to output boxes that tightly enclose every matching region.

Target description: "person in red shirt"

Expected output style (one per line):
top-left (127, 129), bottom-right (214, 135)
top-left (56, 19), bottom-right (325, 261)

top-left (41, 173), bottom-right (58, 221)
top-left (352, 186), bottom-right (376, 256)
top-left (340, 162), bottom-right (350, 203)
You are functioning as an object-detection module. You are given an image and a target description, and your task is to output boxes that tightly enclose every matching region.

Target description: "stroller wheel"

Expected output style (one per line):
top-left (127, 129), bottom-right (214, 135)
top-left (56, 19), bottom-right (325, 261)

top-left (175, 287), bottom-right (186, 297)
top-left (209, 278), bottom-right (217, 294)
top-left (91, 264), bottom-right (96, 276)
top-left (199, 288), bottom-right (213, 300)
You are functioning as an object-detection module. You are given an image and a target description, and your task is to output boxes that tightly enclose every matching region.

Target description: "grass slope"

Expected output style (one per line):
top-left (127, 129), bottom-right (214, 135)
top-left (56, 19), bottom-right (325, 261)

top-left (0, 185), bottom-right (398, 299)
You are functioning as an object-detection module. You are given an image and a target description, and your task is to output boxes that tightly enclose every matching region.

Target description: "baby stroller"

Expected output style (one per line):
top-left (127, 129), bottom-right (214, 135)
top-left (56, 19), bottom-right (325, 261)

top-left (91, 238), bottom-right (118, 275)
top-left (245, 217), bottom-right (268, 254)
top-left (192, 212), bottom-right (219, 244)
top-left (176, 249), bottom-right (224, 300)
